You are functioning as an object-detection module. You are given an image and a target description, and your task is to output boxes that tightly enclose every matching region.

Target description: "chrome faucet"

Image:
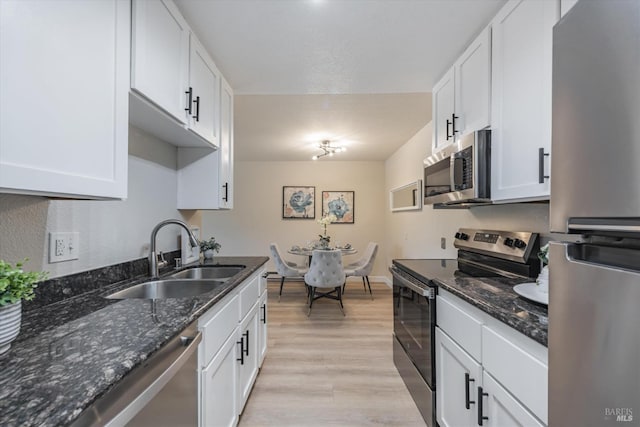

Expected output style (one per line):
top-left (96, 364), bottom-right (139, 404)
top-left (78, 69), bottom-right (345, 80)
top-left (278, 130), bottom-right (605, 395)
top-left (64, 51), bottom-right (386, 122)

top-left (149, 219), bottom-right (199, 278)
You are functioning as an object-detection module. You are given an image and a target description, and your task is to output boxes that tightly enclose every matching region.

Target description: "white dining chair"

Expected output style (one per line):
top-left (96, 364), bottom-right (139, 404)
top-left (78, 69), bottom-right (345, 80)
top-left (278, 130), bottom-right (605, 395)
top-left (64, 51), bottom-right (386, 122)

top-left (304, 249), bottom-right (346, 316)
top-left (343, 242), bottom-right (378, 299)
top-left (269, 243), bottom-right (308, 301)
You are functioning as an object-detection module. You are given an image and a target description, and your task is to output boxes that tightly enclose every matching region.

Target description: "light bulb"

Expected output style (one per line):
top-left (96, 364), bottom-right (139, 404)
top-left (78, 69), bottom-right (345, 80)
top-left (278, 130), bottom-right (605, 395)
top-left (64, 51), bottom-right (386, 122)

top-left (312, 155), bottom-right (318, 160)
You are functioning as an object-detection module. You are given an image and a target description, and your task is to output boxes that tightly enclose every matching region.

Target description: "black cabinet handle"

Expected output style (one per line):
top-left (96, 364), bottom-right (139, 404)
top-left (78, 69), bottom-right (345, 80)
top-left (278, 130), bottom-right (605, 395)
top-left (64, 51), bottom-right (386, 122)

top-left (185, 87), bottom-right (193, 115)
top-left (465, 373), bottom-right (476, 409)
top-left (477, 386), bottom-right (489, 426)
top-left (446, 118), bottom-right (452, 141)
top-left (222, 182), bottom-right (229, 202)
top-left (261, 303), bottom-right (267, 324)
top-left (193, 96), bottom-right (200, 122)
top-left (452, 113), bottom-right (459, 136)
top-left (243, 330), bottom-right (249, 356)
top-left (538, 147), bottom-right (550, 183)
top-left (236, 336), bottom-right (244, 365)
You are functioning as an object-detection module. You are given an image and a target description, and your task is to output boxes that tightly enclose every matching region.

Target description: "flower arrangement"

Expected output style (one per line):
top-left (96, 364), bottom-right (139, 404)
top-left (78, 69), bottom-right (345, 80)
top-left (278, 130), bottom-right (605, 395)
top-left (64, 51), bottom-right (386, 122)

top-left (0, 259), bottom-right (48, 306)
top-left (199, 237), bottom-right (221, 253)
top-left (318, 214), bottom-right (337, 237)
top-left (317, 214), bottom-right (337, 248)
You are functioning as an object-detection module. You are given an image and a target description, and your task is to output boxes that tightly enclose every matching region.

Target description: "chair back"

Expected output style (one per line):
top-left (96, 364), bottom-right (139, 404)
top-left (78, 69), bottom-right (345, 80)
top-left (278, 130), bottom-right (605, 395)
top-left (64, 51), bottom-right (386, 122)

top-left (270, 243), bottom-right (302, 277)
top-left (354, 242), bottom-right (378, 276)
top-left (304, 249), bottom-right (345, 288)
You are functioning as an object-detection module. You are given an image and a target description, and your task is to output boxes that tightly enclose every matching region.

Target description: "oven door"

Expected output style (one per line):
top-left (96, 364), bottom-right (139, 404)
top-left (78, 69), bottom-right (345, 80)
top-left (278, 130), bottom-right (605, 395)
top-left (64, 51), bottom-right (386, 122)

top-left (391, 266), bottom-right (436, 386)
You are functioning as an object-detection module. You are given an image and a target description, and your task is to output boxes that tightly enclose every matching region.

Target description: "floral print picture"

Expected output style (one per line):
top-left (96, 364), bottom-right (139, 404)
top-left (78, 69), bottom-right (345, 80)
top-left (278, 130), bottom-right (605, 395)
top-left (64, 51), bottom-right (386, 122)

top-left (282, 186), bottom-right (315, 219)
top-left (322, 191), bottom-right (354, 224)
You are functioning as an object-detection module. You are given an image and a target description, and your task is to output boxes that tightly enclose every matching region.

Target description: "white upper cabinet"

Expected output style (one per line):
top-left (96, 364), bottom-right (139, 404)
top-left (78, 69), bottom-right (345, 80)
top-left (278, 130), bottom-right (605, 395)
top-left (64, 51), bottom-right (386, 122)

top-left (432, 27), bottom-right (491, 154)
top-left (131, 0), bottom-right (189, 124)
top-left (188, 35), bottom-right (220, 145)
top-left (177, 75), bottom-right (234, 210)
top-left (0, 0), bottom-right (130, 199)
top-left (218, 76), bottom-right (234, 209)
top-left (490, 0), bottom-right (559, 202)
top-left (455, 27), bottom-right (492, 136)
top-left (130, 0), bottom-right (218, 148)
top-left (432, 69), bottom-right (456, 153)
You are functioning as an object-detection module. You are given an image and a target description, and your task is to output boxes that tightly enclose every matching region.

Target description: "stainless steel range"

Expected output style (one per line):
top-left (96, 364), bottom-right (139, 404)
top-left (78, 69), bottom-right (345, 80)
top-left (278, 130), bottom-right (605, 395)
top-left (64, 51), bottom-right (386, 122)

top-left (390, 228), bottom-right (540, 427)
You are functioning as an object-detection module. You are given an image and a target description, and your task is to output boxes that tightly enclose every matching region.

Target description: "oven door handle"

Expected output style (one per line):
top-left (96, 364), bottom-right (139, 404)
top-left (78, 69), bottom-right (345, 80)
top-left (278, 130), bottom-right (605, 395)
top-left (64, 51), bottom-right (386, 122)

top-left (389, 266), bottom-right (435, 299)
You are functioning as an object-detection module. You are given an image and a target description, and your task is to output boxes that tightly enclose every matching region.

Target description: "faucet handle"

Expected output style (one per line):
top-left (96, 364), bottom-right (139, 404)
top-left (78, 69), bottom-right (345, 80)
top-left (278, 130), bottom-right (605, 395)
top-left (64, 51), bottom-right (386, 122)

top-left (157, 251), bottom-right (168, 269)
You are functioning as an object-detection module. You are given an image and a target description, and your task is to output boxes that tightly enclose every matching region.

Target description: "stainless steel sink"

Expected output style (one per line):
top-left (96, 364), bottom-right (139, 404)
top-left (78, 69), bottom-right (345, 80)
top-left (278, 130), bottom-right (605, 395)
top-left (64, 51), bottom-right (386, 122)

top-left (170, 265), bottom-right (245, 280)
top-left (106, 279), bottom-right (225, 299)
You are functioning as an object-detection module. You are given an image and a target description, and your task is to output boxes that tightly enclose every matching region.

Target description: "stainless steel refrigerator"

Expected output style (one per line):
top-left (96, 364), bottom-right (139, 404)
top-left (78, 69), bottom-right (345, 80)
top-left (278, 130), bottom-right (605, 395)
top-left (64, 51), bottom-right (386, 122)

top-left (550, 1), bottom-right (640, 426)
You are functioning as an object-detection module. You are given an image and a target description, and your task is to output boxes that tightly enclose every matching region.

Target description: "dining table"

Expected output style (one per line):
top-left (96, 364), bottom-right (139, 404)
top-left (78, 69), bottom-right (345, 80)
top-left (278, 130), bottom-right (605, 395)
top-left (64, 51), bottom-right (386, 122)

top-left (288, 246), bottom-right (357, 266)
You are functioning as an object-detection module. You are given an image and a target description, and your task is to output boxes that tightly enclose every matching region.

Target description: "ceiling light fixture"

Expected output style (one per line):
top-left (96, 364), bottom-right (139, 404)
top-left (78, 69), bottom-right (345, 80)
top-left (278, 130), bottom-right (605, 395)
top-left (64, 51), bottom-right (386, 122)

top-left (311, 140), bottom-right (346, 160)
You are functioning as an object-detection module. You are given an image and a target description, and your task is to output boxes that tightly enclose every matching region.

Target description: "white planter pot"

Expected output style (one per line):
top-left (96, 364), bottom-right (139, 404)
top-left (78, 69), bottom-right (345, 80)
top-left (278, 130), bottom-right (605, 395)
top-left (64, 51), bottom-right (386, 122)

top-left (0, 301), bottom-right (22, 356)
top-left (203, 249), bottom-right (215, 260)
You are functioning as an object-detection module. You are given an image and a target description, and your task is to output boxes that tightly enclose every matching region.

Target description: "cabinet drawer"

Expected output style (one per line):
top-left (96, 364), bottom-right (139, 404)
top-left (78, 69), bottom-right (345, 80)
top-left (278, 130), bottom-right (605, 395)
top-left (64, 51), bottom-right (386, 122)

top-left (437, 295), bottom-right (483, 361)
top-left (239, 275), bottom-right (260, 320)
top-left (482, 326), bottom-right (548, 424)
top-left (200, 294), bottom-right (239, 367)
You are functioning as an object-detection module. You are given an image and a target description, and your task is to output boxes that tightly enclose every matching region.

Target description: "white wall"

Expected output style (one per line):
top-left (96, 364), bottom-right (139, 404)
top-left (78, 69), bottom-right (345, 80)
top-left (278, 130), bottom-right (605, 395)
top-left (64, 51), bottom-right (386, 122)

top-left (0, 126), bottom-right (190, 278)
top-left (384, 122), bottom-right (550, 273)
top-left (200, 161), bottom-right (388, 276)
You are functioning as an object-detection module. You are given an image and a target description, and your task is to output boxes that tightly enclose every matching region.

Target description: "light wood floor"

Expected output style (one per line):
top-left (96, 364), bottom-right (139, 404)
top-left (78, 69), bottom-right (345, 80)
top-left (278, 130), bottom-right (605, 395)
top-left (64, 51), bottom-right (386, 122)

top-left (238, 279), bottom-right (427, 427)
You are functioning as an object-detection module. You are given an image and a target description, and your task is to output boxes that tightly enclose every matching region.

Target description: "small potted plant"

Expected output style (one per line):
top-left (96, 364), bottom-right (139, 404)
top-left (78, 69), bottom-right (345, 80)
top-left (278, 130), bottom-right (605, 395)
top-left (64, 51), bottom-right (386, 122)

top-left (0, 259), bottom-right (47, 355)
top-left (317, 214), bottom-right (337, 249)
top-left (200, 237), bottom-right (221, 260)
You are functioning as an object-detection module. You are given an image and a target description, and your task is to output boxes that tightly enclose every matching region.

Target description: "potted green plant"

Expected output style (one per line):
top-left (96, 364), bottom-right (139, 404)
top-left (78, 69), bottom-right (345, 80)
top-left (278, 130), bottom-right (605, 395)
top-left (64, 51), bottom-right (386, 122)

top-left (0, 259), bottom-right (47, 355)
top-left (200, 237), bottom-right (221, 260)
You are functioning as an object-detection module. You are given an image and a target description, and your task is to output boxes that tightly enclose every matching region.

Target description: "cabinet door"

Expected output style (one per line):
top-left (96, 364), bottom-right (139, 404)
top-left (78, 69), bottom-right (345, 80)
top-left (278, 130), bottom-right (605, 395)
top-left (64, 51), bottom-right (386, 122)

top-left (482, 372), bottom-right (545, 427)
top-left (258, 290), bottom-right (268, 366)
top-left (189, 35), bottom-right (220, 146)
top-left (237, 303), bottom-right (260, 413)
top-left (0, 0), bottom-right (129, 199)
top-left (436, 328), bottom-right (482, 427)
top-left (432, 68), bottom-right (456, 153)
top-left (490, 0), bottom-right (559, 202)
top-left (455, 26), bottom-right (491, 135)
top-left (201, 332), bottom-right (238, 427)
top-left (218, 76), bottom-right (234, 209)
top-left (131, 0), bottom-right (189, 124)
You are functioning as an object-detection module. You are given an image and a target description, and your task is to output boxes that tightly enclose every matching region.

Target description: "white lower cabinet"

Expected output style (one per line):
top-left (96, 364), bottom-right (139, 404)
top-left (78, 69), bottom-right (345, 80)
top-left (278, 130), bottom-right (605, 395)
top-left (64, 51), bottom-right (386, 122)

top-left (482, 372), bottom-right (544, 427)
top-left (201, 333), bottom-right (238, 427)
top-left (258, 289), bottom-right (268, 365)
top-left (237, 302), bottom-right (259, 413)
top-left (436, 290), bottom-right (548, 426)
top-left (198, 267), bottom-right (267, 426)
top-left (436, 328), bottom-right (482, 427)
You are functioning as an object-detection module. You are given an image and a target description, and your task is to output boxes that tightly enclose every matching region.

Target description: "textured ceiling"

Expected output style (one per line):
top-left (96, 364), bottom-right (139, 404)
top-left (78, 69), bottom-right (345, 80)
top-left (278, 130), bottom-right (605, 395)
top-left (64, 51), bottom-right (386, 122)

top-left (174, 0), bottom-right (506, 161)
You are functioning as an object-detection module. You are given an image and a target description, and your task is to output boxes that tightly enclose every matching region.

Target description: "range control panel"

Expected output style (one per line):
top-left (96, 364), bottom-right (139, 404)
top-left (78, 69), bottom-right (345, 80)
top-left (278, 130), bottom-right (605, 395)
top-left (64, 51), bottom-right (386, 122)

top-left (453, 228), bottom-right (539, 264)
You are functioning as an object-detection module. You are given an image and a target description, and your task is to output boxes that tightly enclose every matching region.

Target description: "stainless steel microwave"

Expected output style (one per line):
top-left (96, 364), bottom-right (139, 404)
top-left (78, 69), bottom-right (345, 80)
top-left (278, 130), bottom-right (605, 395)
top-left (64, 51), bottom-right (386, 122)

top-left (423, 130), bottom-right (491, 206)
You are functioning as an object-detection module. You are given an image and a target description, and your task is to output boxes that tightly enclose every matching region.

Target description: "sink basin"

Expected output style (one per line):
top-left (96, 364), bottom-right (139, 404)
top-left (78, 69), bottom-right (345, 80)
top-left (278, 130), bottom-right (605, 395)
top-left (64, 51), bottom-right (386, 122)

top-left (170, 265), bottom-right (245, 280)
top-left (106, 279), bottom-right (225, 299)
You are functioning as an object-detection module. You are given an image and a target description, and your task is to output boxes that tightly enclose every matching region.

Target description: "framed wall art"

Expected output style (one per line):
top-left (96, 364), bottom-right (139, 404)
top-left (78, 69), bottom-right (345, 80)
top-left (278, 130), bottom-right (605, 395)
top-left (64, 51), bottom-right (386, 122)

top-left (282, 186), bottom-right (315, 219)
top-left (322, 191), bottom-right (354, 224)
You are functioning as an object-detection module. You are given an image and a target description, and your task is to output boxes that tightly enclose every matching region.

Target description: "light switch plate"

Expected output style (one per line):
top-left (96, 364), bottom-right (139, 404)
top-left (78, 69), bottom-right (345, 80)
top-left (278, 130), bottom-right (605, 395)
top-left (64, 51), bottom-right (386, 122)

top-left (49, 232), bottom-right (79, 263)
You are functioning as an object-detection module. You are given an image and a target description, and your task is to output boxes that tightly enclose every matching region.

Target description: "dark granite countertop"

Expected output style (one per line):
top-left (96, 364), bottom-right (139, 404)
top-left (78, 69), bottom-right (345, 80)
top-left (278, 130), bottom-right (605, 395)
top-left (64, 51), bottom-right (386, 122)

top-left (393, 259), bottom-right (548, 347)
top-left (0, 256), bottom-right (268, 427)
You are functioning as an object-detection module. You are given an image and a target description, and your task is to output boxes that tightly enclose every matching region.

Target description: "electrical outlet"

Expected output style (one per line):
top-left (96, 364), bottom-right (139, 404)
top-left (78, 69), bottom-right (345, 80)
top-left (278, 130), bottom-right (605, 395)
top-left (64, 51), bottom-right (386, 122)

top-left (49, 232), bottom-right (80, 263)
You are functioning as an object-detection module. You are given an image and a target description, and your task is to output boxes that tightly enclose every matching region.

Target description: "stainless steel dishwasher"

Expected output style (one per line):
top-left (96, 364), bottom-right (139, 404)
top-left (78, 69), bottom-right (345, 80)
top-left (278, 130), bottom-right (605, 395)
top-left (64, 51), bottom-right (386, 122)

top-left (72, 321), bottom-right (201, 427)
